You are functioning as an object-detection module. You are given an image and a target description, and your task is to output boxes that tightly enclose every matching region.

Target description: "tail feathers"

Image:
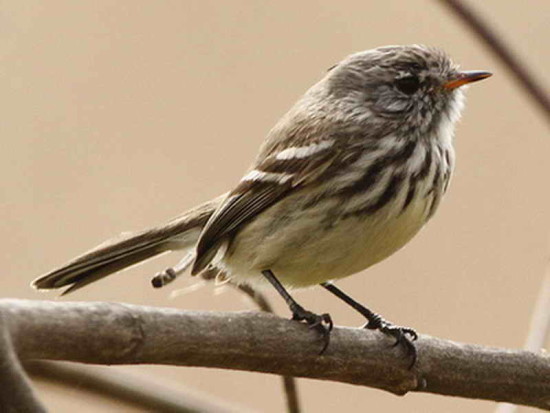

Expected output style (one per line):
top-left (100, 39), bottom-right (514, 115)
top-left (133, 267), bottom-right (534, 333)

top-left (32, 194), bottom-right (225, 294)
top-left (32, 231), bottom-right (177, 295)
top-left (62, 246), bottom-right (169, 295)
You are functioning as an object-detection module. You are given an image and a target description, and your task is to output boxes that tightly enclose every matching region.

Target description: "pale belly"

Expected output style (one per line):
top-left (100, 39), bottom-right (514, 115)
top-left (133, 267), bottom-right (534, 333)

top-left (217, 190), bottom-right (434, 288)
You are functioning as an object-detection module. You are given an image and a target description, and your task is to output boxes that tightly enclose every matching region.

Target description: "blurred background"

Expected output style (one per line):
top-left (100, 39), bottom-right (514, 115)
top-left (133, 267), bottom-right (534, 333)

top-left (2, 1), bottom-right (549, 412)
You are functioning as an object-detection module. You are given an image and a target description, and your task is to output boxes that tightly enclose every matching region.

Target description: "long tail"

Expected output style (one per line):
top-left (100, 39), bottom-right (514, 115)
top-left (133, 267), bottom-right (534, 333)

top-left (32, 195), bottom-right (225, 295)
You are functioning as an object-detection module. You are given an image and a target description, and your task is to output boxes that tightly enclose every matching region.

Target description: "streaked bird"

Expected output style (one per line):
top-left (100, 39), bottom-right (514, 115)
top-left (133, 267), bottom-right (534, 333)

top-left (33, 45), bottom-right (491, 365)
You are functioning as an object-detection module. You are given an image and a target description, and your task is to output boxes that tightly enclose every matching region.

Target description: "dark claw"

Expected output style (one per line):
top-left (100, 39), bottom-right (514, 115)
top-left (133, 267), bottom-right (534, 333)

top-left (364, 316), bottom-right (418, 369)
top-left (381, 324), bottom-right (417, 368)
top-left (291, 305), bottom-right (333, 355)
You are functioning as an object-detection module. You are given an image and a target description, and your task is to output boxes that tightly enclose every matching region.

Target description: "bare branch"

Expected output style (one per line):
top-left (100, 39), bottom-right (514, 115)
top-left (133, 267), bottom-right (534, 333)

top-left (524, 269), bottom-right (550, 352)
top-left (0, 310), bottom-right (46, 412)
top-left (495, 261), bottom-right (550, 413)
top-left (439, 0), bottom-right (550, 121)
top-left (281, 374), bottom-right (300, 413)
top-left (232, 283), bottom-right (301, 413)
top-left (26, 275), bottom-right (296, 413)
top-left (197, 269), bottom-right (302, 412)
top-left (2, 299), bottom-right (549, 410)
top-left (25, 360), bottom-right (241, 413)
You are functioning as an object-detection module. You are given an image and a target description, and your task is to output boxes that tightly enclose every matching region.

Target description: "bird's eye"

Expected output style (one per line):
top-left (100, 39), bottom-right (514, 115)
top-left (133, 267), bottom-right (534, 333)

top-left (395, 76), bottom-right (420, 95)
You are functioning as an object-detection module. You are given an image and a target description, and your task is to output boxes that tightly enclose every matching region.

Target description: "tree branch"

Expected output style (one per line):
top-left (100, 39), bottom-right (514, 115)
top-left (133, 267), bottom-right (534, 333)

top-left (496, 262), bottom-right (550, 413)
top-left (439, 0), bottom-right (550, 121)
top-left (25, 273), bottom-right (297, 413)
top-left (24, 360), bottom-right (240, 413)
top-left (2, 299), bottom-right (549, 410)
top-left (232, 282), bottom-right (301, 413)
top-left (0, 309), bottom-right (46, 412)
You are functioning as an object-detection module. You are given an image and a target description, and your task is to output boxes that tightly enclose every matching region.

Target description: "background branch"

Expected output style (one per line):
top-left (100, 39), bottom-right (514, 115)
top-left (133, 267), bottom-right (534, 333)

top-left (2, 299), bottom-right (549, 411)
top-left (524, 268), bottom-right (550, 354)
top-left (439, 0), bottom-right (550, 121)
top-left (0, 311), bottom-right (46, 412)
top-left (233, 282), bottom-right (300, 413)
top-left (496, 264), bottom-right (550, 413)
top-left (25, 360), bottom-right (240, 413)
top-left (172, 269), bottom-right (302, 413)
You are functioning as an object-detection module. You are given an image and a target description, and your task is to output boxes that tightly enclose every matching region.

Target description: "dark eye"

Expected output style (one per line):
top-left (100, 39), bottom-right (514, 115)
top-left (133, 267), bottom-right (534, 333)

top-left (395, 76), bottom-right (420, 95)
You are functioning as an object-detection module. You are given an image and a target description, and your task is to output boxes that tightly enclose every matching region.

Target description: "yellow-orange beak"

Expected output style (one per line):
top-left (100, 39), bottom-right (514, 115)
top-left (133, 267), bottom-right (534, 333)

top-left (444, 70), bottom-right (492, 90)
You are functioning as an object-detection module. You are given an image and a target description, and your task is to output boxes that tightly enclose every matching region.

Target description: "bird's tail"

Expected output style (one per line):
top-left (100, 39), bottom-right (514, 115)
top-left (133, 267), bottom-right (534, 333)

top-left (31, 195), bottom-right (225, 295)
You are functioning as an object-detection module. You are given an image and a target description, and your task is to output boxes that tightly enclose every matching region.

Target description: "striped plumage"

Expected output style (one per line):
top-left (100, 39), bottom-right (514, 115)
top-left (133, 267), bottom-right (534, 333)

top-left (32, 46), bottom-right (490, 351)
top-left (193, 133), bottom-right (456, 288)
top-left (191, 45), bottom-right (464, 288)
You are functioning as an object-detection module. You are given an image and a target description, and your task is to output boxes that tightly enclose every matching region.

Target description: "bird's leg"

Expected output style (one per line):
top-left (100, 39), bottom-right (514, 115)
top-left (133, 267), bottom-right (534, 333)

top-left (321, 282), bottom-right (418, 368)
top-left (262, 270), bottom-right (333, 354)
top-left (151, 252), bottom-right (195, 288)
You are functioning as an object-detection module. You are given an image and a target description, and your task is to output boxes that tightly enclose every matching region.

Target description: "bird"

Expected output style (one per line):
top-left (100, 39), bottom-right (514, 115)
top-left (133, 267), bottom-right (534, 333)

top-left (32, 45), bottom-right (491, 366)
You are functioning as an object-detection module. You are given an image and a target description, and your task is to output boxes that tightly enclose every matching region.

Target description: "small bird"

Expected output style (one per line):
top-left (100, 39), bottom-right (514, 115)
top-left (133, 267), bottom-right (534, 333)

top-left (33, 45), bottom-right (491, 365)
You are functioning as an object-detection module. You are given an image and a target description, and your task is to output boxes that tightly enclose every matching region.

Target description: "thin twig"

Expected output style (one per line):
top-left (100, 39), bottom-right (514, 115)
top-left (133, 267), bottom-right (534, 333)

top-left (159, 269), bottom-right (302, 413)
top-left (1, 299), bottom-right (549, 410)
top-left (495, 267), bottom-right (550, 413)
top-left (0, 313), bottom-right (46, 412)
top-left (25, 360), bottom-right (241, 413)
top-left (524, 269), bottom-right (550, 352)
top-left (234, 283), bottom-right (301, 413)
top-left (439, 0), bottom-right (550, 121)
top-left (234, 283), bottom-right (275, 313)
top-left (282, 375), bottom-right (301, 413)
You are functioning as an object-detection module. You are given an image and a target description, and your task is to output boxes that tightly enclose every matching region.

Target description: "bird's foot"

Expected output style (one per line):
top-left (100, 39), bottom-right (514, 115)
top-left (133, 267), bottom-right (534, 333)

top-left (364, 313), bottom-right (418, 368)
top-left (291, 304), bottom-right (333, 354)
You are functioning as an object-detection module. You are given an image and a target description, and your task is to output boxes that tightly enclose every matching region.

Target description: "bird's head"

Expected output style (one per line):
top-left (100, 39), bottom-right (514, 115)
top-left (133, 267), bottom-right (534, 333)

top-left (324, 45), bottom-right (491, 137)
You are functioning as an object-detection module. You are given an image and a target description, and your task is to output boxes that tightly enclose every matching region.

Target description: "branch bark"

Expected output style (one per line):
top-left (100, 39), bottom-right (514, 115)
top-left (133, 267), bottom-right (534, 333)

top-left (2, 299), bottom-right (549, 410)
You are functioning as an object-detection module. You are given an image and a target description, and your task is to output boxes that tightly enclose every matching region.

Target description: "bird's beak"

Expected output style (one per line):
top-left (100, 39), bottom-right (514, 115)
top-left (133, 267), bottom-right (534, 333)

top-left (444, 70), bottom-right (492, 90)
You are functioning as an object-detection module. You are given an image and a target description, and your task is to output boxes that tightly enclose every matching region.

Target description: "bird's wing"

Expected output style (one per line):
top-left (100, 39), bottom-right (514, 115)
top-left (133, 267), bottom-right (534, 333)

top-left (191, 144), bottom-right (337, 274)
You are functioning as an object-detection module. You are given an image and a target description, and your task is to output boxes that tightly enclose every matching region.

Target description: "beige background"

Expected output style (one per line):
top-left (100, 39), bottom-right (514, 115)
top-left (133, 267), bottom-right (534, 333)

top-left (2, 1), bottom-right (549, 412)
